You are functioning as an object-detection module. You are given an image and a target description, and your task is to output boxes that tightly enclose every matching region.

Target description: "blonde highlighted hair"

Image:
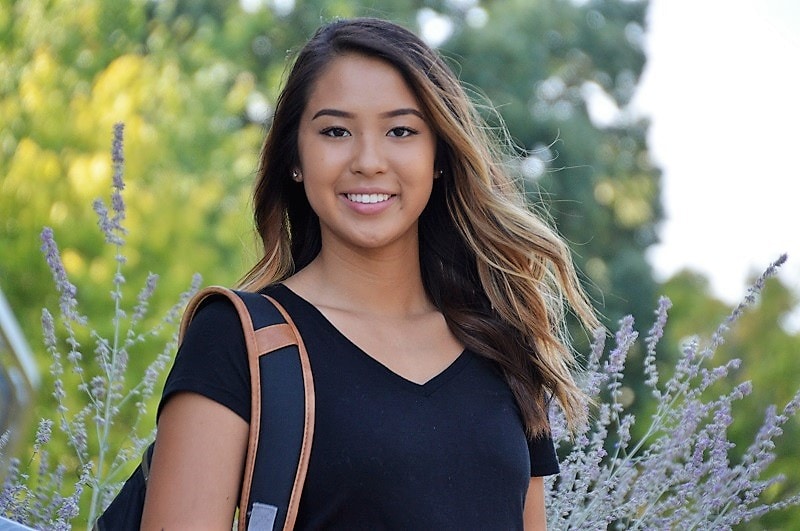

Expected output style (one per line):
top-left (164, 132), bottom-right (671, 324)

top-left (240, 17), bottom-right (600, 436)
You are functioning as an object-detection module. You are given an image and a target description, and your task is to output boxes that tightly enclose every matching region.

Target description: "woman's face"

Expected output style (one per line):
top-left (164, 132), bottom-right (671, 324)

top-left (296, 53), bottom-right (437, 257)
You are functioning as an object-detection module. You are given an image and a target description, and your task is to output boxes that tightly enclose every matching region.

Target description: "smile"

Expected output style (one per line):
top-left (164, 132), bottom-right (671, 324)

top-left (345, 193), bottom-right (393, 204)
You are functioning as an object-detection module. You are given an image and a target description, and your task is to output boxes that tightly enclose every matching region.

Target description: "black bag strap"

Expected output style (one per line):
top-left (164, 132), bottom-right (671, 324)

top-left (179, 287), bottom-right (314, 531)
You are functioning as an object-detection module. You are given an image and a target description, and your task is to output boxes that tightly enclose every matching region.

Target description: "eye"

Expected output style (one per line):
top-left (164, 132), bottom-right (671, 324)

top-left (387, 127), bottom-right (418, 138)
top-left (320, 127), bottom-right (351, 137)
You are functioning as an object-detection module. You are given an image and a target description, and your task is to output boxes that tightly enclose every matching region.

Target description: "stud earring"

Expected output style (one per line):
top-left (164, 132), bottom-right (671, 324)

top-left (291, 169), bottom-right (302, 182)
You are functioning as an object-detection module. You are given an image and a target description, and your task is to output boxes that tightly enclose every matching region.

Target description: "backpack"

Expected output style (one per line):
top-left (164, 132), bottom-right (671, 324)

top-left (93, 287), bottom-right (315, 531)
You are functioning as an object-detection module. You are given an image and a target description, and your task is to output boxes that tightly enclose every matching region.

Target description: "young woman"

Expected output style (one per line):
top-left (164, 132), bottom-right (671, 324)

top-left (142, 17), bottom-right (598, 530)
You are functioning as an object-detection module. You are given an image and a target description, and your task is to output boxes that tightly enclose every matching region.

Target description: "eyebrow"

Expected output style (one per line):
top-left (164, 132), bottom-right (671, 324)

top-left (311, 108), bottom-right (425, 120)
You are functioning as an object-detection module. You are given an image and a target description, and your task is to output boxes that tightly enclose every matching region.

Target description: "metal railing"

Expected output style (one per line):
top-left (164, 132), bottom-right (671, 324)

top-left (0, 286), bottom-right (39, 467)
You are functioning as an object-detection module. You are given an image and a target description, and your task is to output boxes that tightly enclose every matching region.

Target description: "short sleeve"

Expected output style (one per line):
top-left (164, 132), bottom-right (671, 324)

top-left (528, 432), bottom-right (559, 477)
top-left (158, 296), bottom-right (251, 422)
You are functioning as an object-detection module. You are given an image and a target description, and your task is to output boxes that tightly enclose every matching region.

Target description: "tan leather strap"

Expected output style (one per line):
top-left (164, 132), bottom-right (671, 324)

top-left (254, 323), bottom-right (296, 354)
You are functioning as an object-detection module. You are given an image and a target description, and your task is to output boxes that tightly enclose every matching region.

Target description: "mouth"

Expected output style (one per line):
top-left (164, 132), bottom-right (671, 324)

top-left (344, 193), bottom-right (393, 204)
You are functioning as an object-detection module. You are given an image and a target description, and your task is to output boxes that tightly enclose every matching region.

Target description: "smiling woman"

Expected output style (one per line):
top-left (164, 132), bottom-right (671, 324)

top-left (296, 53), bottom-right (437, 253)
top-left (138, 17), bottom-right (600, 531)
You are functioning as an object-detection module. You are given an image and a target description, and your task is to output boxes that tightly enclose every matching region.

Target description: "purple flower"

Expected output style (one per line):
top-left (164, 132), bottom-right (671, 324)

top-left (110, 123), bottom-right (127, 234)
top-left (15, 122), bottom-right (209, 529)
top-left (546, 256), bottom-right (800, 528)
top-left (111, 123), bottom-right (125, 189)
top-left (92, 198), bottom-right (124, 246)
top-left (643, 296), bottom-right (671, 392)
top-left (131, 273), bottom-right (159, 324)
top-left (34, 419), bottom-right (53, 448)
top-left (92, 123), bottom-right (129, 247)
top-left (40, 227), bottom-right (86, 327)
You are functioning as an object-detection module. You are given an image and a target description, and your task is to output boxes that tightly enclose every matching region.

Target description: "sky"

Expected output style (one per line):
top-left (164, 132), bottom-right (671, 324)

top-left (632, 0), bottom-right (800, 306)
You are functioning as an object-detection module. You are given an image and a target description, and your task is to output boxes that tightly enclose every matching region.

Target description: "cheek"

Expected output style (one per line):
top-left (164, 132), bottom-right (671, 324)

top-left (298, 137), bottom-right (348, 175)
top-left (408, 146), bottom-right (437, 184)
top-left (298, 183), bottom-right (331, 229)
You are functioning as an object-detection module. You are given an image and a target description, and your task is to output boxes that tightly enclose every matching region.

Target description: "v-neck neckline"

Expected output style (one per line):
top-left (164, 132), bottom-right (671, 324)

top-left (274, 284), bottom-right (471, 396)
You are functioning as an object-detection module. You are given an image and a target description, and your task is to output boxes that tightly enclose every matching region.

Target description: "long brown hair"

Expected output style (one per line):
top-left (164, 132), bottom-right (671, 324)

top-left (239, 17), bottom-right (600, 436)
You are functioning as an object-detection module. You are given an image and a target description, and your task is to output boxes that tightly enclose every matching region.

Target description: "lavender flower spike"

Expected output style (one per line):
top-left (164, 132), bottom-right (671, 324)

top-left (111, 122), bottom-right (125, 193)
top-left (33, 419), bottom-right (53, 449)
top-left (111, 122), bottom-right (126, 226)
top-left (93, 198), bottom-right (124, 246)
top-left (40, 227), bottom-right (86, 327)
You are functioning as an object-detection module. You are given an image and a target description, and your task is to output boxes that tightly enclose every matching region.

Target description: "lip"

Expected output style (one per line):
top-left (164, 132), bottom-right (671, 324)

top-left (340, 191), bottom-right (397, 214)
top-left (342, 187), bottom-right (396, 195)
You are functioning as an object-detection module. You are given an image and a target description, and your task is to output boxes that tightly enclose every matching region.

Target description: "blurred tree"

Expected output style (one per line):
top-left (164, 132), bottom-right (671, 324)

top-left (445, 0), bottom-right (661, 333)
top-left (2, 0), bottom-right (661, 399)
top-left (1, 1), bottom-right (274, 517)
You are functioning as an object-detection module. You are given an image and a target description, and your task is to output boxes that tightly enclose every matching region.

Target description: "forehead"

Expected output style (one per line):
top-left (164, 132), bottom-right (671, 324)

top-left (304, 53), bottom-right (422, 114)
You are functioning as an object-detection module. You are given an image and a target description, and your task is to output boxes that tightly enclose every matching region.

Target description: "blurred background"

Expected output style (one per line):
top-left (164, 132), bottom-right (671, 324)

top-left (637, 0), bottom-right (800, 314)
top-left (1, 0), bottom-right (798, 528)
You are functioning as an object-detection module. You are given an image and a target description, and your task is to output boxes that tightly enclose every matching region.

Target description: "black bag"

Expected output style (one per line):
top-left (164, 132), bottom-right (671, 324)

top-left (92, 444), bottom-right (153, 530)
top-left (93, 287), bottom-right (315, 531)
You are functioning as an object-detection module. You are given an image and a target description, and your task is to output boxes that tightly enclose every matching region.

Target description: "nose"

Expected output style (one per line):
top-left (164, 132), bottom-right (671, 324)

top-left (349, 133), bottom-right (387, 177)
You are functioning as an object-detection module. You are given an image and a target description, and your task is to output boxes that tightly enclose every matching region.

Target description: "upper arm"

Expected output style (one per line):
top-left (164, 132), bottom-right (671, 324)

top-left (141, 391), bottom-right (249, 531)
top-left (523, 476), bottom-right (547, 531)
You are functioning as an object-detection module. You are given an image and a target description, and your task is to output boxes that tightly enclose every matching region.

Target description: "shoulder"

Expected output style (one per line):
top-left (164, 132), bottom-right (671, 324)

top-left (185, 287), bottom-right (283, 337)
top-left (187, 294), bottom-right (242, 330)
top-left (179, 294), bottom-right (247, 352)
top-left (159, 293), bottom-right (251, 421)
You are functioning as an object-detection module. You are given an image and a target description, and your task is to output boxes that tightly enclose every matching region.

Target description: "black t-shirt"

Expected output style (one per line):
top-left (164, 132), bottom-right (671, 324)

top-left (160, 284), bottom-right (559, 530)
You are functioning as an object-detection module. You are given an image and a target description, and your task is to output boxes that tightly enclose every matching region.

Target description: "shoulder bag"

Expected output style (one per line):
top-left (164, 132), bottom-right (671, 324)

top-left (93, 287), bottom-right (315, 531)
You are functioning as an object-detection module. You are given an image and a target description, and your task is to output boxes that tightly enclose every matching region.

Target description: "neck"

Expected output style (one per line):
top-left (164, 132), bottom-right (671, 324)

top-left (287, 241), bottom-right (432, 317)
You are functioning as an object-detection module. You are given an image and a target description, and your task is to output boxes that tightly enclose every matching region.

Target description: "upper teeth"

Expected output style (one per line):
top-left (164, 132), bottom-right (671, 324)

top-left (347, 193), bottom-right (391, 204)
